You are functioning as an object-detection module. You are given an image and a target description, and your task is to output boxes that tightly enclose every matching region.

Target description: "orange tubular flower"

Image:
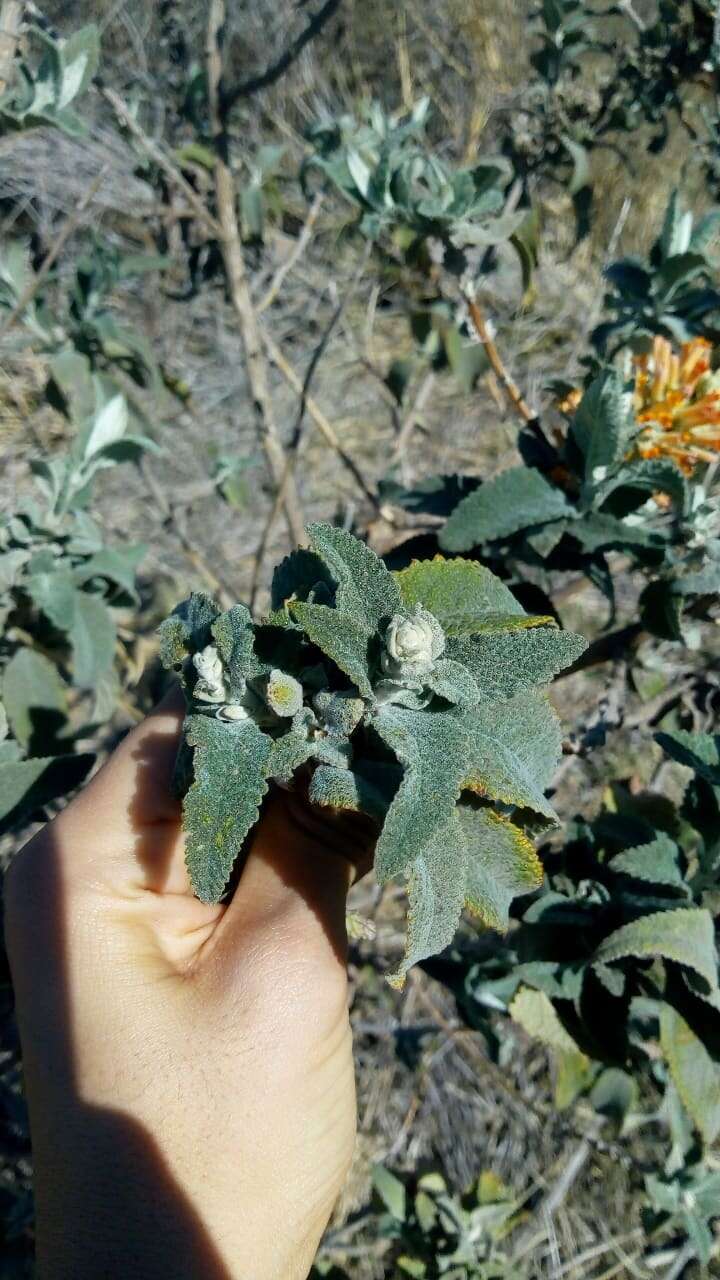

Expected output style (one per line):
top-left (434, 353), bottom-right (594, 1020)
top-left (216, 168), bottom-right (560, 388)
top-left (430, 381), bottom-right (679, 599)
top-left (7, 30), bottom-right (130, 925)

top-left (631, 336), bottom-right (720, 475)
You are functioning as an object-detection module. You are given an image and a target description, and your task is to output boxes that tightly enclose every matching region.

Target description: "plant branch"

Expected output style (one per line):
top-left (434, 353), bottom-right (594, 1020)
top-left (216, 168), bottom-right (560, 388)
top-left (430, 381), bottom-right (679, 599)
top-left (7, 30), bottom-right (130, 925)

top-left (141, 459), bottom-right (234, 608)
top-left (256, 190), bottom-right (324, 314)
top-left (221, 0), bottom-right (343, 114)
top-left (98, 82), bottom-right (223, 241)
top-left (250, 258), bottom-right (368, 606)
top-left (463, 290), bottom-right (557, 464)
top-left (261, 328), bottom-right (382, 513)
top-left (206, 0), bottom-right (305, 549)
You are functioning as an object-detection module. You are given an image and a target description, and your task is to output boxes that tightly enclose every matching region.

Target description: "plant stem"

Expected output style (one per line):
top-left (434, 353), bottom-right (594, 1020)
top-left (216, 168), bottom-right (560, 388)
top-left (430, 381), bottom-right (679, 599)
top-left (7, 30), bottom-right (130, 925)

top-left (206, 0), bottom-right (305, 550)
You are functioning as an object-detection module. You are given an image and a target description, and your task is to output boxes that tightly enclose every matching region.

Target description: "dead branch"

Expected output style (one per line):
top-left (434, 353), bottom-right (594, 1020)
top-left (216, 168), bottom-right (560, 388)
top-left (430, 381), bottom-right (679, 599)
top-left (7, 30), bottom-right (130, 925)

top-left (464, 289), bottom-right (560, 465)
top-left (206, 0), bottom-right (305, 549)
top-left (256, 190), bottom-right (324, 314)
top-left (250, 267), bottom-right (366, 606)
top-left (98, 83), bottom-right (223, 242)
top-left (394, 368), bottom-right (436, 481)
top-left (464, 292), bottom-right (537, 426)
top-left (221, 0), bottom-right (343, 114)
top-left (141, 459), bottom-right (234, 608)
top-left (261, 328), bottom-right (383, 514)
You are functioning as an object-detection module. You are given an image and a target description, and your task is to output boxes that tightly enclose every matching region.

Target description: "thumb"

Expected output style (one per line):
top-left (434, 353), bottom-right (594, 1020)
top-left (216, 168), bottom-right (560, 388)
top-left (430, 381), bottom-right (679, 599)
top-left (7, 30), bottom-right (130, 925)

top-left (48, 687), bottom-right (190, 896)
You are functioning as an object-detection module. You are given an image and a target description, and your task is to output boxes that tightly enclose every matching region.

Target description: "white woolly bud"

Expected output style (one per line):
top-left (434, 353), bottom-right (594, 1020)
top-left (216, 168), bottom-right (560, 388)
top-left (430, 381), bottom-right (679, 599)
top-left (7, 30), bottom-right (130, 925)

top-left (383, 607), bottom-right (445, 673)
top-left (192, 644), bottom-right (228, 703)
top-left (217, 703), bottom-right (251, 721)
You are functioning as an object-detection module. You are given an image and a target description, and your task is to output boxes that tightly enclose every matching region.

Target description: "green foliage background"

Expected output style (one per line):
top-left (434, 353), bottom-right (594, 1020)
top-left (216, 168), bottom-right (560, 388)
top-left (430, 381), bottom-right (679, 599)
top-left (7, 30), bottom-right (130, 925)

top-left (2, 1), bottom-right (720, 1276)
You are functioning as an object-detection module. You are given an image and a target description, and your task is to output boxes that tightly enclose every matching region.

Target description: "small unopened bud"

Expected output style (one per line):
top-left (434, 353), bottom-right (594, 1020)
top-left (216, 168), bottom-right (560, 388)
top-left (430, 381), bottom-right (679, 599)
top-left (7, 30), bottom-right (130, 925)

top-left (265, 669), bottom-right (304, 718)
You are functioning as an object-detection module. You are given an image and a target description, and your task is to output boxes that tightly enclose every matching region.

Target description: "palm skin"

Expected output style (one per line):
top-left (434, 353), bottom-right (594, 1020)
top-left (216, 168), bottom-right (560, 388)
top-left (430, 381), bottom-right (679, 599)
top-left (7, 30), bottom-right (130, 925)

top-left (4, 693), bottom-right (373, 1280)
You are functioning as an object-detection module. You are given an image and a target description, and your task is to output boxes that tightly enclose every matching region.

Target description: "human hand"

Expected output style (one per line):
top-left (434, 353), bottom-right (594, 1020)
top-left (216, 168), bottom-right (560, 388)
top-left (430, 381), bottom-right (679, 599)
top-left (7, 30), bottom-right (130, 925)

top-left (4, 692), bottom-right (374, 1280)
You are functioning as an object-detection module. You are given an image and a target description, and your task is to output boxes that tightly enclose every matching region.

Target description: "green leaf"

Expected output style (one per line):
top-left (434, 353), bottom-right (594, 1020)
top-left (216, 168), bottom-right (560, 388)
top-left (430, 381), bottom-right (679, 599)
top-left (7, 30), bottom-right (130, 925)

top-left (589, 1068), bottom-right (637, 1129)
top-left (394, 555), bottom-right (525, 632)
top-left (660, 1006), bottom-right (720, 1145)
top-left (461, 804), bottom-right (543, 932)
top-left (570, 370), bottom-right (631, 479)
top-left (84, 395), bottom-right (128, 459)
top-left (388, 811), bottom-right (468, 987)
top-left (308, 764), bottom-right (388, 821)
top-left (447, 627), bottom-right (585, 700)
top-left (2, 648), bottom-right (68, 751)
top-left (25, 568), bottom-right (77, 631)
top-left (440, 467), bottom-right (574, 552)
top-left (0, 752), bottom-right (94, 834)
top-left (372, 1166), bottom-right (406, 1221)
top-left (561, 135), bottom-right (590, 196)
top-left (211, 605), bottom-right (261, 694)
top-left (48, 349), bottom-right (95, 424)
top-left (656, 731), bottom-right (720, 786)
top-left (307, 522), bottom-right (401, 630)
top-left (57, 25), bottom-right (100, 108)
top-left (424, 658), bottom-right (481, 706)
top-left (659, 190), bottom-right (692, 259)
top-left (270, 548), bottom-right (334, 611)
top-left (74, 546), bottom-right (145, 600)
top-left (373, 705), bottom-right (469, 881)
top-left (24, 570), bottom-right (117, 687)
top-left (183, 715), bottom-right (271, 902)
top-left (158, 593), bottom-right (221, 669)
top-left (267, 727), bottom-right (317, 783)
top-left (594, 909), bottom-right (718, 991)
top-left (462, 692), bottom-right (561, 823)
top-left (70, 593), bottom-right (116, 687)
top-left (570, 512), bottom-right (662, 553)
top-left (609, 834), bottom-right (686, 890)
top-left (510, 987), bottom-right (580, 1054)
top-left (595, 458), bottom-right (689, 514)
top-left (289, 601), bottom-right (372, 697)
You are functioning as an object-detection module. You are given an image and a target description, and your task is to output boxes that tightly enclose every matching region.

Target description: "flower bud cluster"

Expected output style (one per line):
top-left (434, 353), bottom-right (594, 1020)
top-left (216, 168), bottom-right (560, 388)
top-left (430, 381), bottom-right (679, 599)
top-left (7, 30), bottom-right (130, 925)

top-left (191, 647), bottom-right (303, 725)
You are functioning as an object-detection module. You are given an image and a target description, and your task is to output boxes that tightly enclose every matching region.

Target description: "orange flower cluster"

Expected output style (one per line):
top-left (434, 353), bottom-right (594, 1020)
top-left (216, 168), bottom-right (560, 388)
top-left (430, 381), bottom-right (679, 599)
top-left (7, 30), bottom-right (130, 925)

top-left (632, 336), bottom-right (720, 475)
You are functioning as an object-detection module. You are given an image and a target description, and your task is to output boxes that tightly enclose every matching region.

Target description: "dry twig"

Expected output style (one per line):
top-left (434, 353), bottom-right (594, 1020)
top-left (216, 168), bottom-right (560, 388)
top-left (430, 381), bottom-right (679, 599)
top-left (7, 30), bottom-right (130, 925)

top-left (250, 255), bottom-right (370, 605)
top-left (261, 328), bottom-right (382, 513)
top-left (141, 459), bottom-right (234, 608)
top-left (206, 0), bottom-right (305, 549)
top-left (256, 191), bottom-right (324, 314)
top-left (464, 292), bottom-right (537, 427)
top-left (221, 0), bottom-right (343, 113)
top-left (98, 83), bottom-right (223, 241)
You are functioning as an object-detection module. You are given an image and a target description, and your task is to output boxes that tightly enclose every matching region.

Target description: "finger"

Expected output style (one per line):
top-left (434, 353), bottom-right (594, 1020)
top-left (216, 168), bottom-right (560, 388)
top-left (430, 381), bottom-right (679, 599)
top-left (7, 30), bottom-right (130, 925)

top-left (47, 686), bottom-right (191, 895)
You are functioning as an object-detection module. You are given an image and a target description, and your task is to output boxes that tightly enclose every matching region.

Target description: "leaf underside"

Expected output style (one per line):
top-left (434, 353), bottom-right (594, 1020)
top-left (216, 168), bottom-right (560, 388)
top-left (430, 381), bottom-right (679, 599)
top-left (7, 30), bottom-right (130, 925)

top-left (660, 1005), bottom-right (720, 1145)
